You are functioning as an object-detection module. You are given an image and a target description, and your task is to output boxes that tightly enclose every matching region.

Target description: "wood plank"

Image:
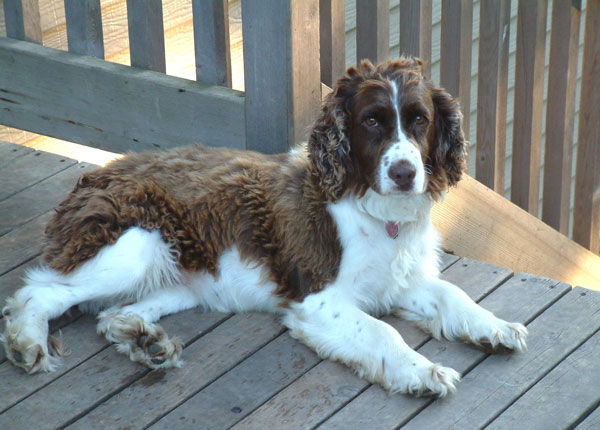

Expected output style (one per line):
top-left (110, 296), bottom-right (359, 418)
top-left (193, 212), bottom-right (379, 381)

top-left (0, 140), bottom-right (34, 166)
top-left (510, 0), bottom-right (547, 215)
top-left (319, 0), bottom-right (345, 87)
top-left (318, 274), bottom-right (569, 430)
top-left (399, 0), bottom-right (432, 76)
top-left (1, 309), bottom-right (231, 429)
top-left (432, 174), bottom-right (600, 291)
top-left (0, 257), bottom-right (39, 322)
top-left (64, 313), bottom-right (282, 430)
top-left (242, 0), bottom-right (321, 152)
top-left (541, 0), bottom-right (580, 235)
top-left (576, 406), bottom-right (600, 430)
top-left (401, 287), bottom-right (599, 430)
top-left (475, 0), bottom-right (510, 192)
top-left (0, 38), bottom-right (246, 153)
top-left (149, 333), bottom-right (320, 430)
top-left (232, 261), bottom-right (516, 430)
top-left (439, 0), bottom-right (472, 141)
top-left (126, 0), bottom-right (166, 73)
top-left (64, 0), bottom-right (104, 59)
top-left (0, 162), bottom-right (96, 235)
top-left (356, 0), bottom-right (390, 64)
top-left (192, 0), bottom-right (231, 87)
top-left (0, 150), bottom-right (76, 202)
top-left (573, 0), bottom-right (600, 253)
top-left (2, 0), bottom-right (42, 44)
top-left (487, 329), bottom-right (600, 430)
top-left (0, 211), bottom-right (50, 276)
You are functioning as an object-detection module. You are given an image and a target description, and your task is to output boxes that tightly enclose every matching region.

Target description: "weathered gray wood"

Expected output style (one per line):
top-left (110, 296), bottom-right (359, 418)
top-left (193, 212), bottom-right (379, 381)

top-left (511, 0), bottom-right (547, 215)
top-left (439, 252), bottom-right (459, 270)
top-left (64, 0), bottom-right (104, 59)
top-left (320, 0), bottom-right (346, 86)
top-left (242, 0), bottom-right (321, 152)
top-left (0, 162), bottom-right (95, 235)
top-left (150, 333), bottom-right (320, 430)
top-left (1, 310), bottom-right (231, 429)
top-left (475, 0), bottom-right (510, 192)
top-left (0, 38), bottom-right (245, 153)
top-left (0, 211), bottom-right (50, 276)
top-left (440, 0), bottom-right (472, 141)
top-left (192, 0), bottom-right (231, 87)
top-left (66, 313), bottom-right (283, 430)
top-left (233, 260), bottom-right (515, 430)
top-left (0, 140), bottom-right (34, 167)
top-left (576, 406), bottom-right (600, 430)
top-left (356, 0), bottom-right (390, 64)
top-left (399, 0), bottom-right (432, 76)
top-left (126, 0), bottom-right (166, 73)
top-left (321, 275), bottom-right (570, 430)
top-left (2, 0), bottom-right (42, 44)
top-left (487, 329), bottom-right (600, 430)
top-left (0, 150), bottom-right (76, 202)
top-left (541, 0), bottom-right (580, 235)
top-left (402, 286), bottom-right (600, 430)
top-left (573, 0), bottom-right (600, 253)
top-left (0, 257), bottom-right (39, 321)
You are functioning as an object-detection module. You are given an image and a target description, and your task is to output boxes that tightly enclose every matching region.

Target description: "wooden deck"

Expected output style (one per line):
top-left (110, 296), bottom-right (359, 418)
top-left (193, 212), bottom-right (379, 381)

top-left (0, 140), bottom-right (599, 430)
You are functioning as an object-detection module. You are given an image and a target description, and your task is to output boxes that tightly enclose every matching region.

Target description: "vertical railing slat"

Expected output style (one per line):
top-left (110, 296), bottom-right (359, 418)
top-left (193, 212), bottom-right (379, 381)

top-left (3, 0), bottom-right (42, 44)
top-left (542, 0), bottom-right (581, 235)
top-left (476, 0), bottom-right (510, 192)
top-left (574, 0), bottom-right (600, 253)
top-left (126, 0), bottom-right (166, 73)
top-left (242, 0), bottom-right (321, 153)
top-left (399, 0), bottom-right (432, 76)
top-left (440, 0), bottom-right (473, 142)
top-left (356, 0), bottom-right (390, 64)
top-left (320, 0), bottom-right (346, 86)
top-left (64, 0), bottom-right (105, 59)
top-left (192, 0), bottom-right (232, 87)
top-left (511, 0), bottom-right (547, 215)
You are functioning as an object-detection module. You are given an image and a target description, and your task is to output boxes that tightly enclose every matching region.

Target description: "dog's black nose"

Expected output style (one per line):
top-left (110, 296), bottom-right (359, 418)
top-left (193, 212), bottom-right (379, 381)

top-left (388, 160), bottom-right (416, 191)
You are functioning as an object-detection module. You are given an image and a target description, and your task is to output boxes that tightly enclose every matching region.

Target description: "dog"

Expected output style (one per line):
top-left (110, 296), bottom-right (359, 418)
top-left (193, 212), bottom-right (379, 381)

top-left (1, 58), bottom-right (526, 396)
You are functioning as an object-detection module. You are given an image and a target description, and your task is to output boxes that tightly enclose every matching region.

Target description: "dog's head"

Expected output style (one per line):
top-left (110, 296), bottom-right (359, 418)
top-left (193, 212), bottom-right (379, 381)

top-left (308, 58), bottom-right (467, 201)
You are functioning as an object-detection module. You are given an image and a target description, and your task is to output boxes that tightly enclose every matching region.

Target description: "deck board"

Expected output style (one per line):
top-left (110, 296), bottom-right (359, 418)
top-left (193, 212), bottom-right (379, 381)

top-left (0, 147), bottom-right (598, 430)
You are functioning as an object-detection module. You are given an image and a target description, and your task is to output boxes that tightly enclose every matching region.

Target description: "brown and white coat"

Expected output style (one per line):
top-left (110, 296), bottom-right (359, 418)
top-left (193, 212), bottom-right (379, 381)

top-left (1, 59), bottom-right (526, 396)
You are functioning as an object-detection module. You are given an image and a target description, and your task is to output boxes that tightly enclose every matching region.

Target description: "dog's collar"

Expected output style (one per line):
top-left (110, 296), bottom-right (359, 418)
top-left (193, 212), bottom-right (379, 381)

top-left (385, 221), bottom-right (399, 239)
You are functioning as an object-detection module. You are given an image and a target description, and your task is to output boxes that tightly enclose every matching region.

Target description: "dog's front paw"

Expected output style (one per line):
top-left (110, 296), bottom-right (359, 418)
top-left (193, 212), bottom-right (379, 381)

top-left (382, 358), bottom-right (460, 397)
top-left (467, 318), bottom-right (528, 353)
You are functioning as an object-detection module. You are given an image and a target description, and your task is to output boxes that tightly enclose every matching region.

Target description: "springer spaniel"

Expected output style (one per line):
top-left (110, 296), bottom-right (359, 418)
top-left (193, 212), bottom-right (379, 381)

top-left (2, 59), bottom-right (526, 396)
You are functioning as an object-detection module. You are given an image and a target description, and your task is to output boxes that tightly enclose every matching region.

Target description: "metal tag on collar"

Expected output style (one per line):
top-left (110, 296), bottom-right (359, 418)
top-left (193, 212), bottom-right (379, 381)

top-left (385, 221), bottom-right (399, 239)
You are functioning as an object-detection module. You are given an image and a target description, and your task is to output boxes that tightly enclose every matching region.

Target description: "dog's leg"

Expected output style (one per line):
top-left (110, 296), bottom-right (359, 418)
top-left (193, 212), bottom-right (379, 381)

top-left (393, 277), bottom-right (527, 352)
top-left (97, 286), bottom-right (201, 369)
top-left (284, 289), bottom-right (460, 396)
top-left (1, 227), bottom-right (180, 373)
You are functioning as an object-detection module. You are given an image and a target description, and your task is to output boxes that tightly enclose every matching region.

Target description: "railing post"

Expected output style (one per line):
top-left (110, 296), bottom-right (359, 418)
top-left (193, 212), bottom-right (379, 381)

top-left (65, 0), bottom-right (105, 59)
top-left (320, 0), bottom-right (346, 87)
top-left (2, 0), bottom-right (42, 44)
top-left (574, 0), bottom-right (600, 253)
top-left (242, 0), bottom-right (321, 153)
top-left (511, 0), bottom-right (547, 215)
top-left (192, 0), bottom-right (232, 87)
top-left (440, 0), bottom-right (473, 142)
top-left (356, 0), bottom-right (390, 64)
top-left (399, 0), bottom-right (432, 76)
top-left (542, 0), bottom-right (581, 235)
top-left (475, 0), bottom-right (510, 192)
top-left (126, 0), bottom-right (166, 73)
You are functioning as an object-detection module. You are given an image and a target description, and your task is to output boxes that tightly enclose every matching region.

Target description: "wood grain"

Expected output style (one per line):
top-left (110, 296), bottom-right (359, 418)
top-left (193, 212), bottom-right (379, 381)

top-left (356, 0), bottom-right (390, 64)
top-left (399, 0), bottom-right (432, 76)
top-left (3, 0), bottom-right (42, 43)
top-left (126, 0), bottom-right (166, 72)
top-left (65, 0), bottom-right (104, 58)
top-left (319, 0), bottom-right (345, 87)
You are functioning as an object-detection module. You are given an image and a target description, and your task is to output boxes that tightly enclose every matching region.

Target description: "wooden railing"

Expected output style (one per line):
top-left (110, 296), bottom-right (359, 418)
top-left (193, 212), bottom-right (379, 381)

top-left (0, 0), bottom-right (598, 253)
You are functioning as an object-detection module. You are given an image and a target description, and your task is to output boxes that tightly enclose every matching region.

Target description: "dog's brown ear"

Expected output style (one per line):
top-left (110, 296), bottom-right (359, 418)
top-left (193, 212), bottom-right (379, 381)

top-left (308, 66), bottom-right (364, 201)
top-left (427, 87), bottom-right (468, 197)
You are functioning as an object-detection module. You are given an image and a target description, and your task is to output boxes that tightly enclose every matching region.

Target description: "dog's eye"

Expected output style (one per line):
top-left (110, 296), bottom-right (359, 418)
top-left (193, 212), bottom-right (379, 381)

top-left (365, 117), bottom-right (378, 127)
top-left (415, 115), bottom-right (426, 125)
